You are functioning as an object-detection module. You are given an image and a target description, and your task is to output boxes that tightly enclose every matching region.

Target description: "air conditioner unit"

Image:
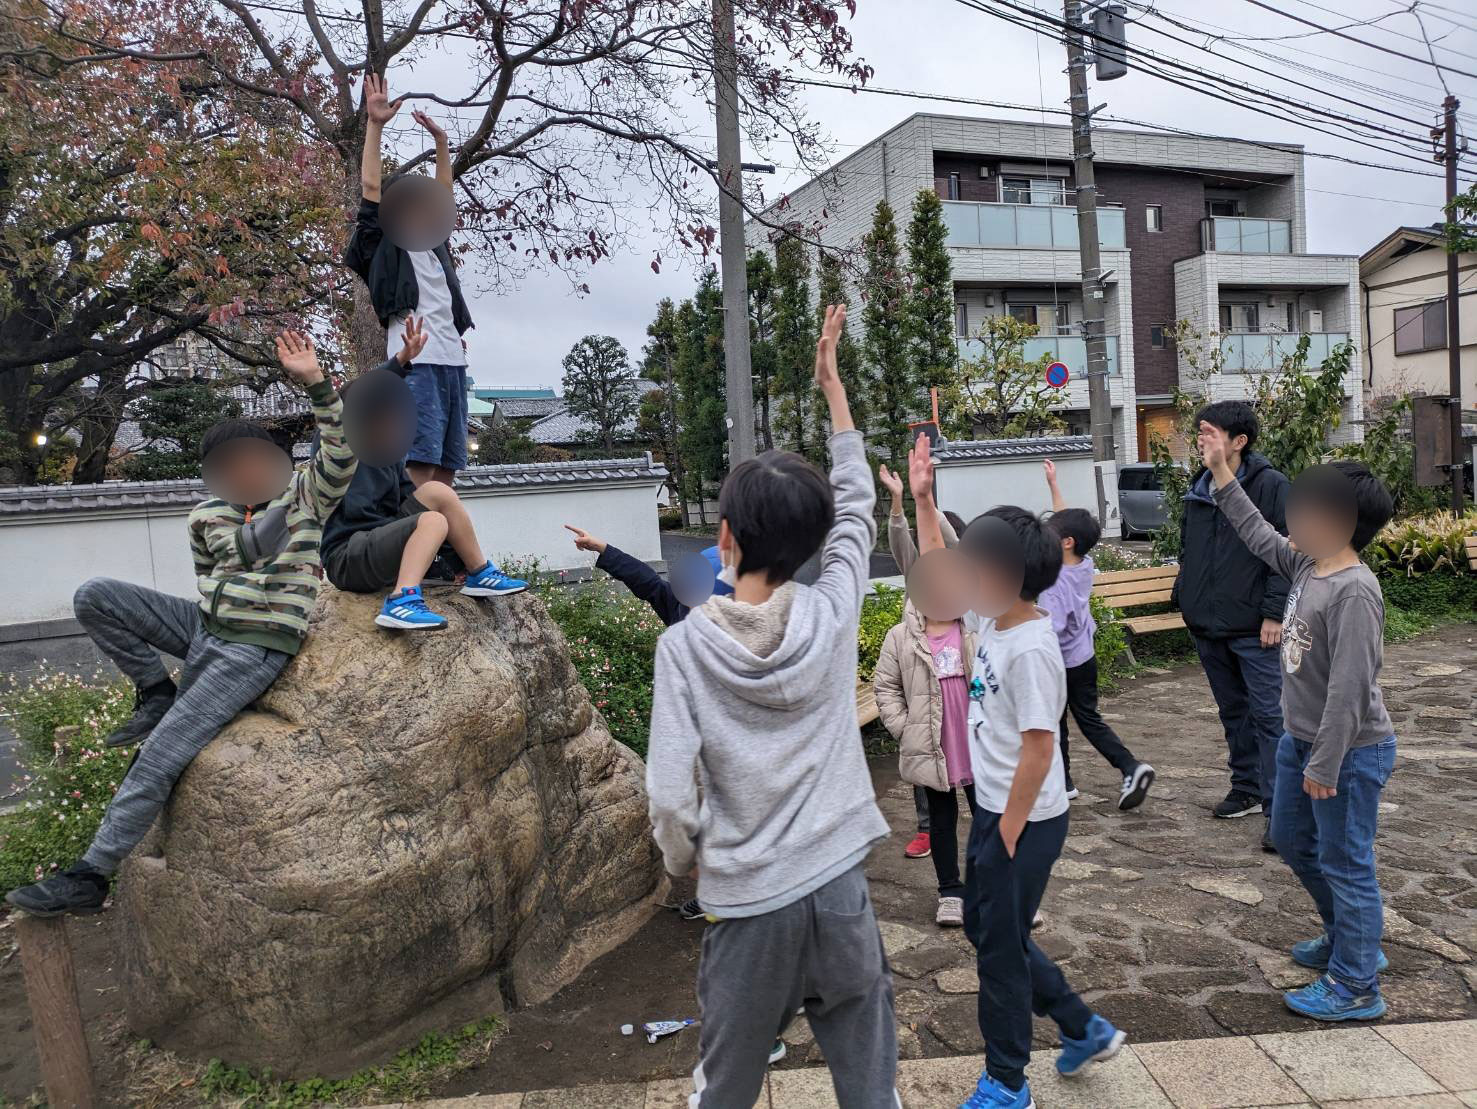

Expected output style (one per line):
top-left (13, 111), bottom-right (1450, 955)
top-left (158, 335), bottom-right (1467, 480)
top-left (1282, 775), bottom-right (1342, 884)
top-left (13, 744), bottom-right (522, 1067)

top-left (978, 165), bottom-right (991, 179)
top-left (1301, 308), bottom-right (1324, 333)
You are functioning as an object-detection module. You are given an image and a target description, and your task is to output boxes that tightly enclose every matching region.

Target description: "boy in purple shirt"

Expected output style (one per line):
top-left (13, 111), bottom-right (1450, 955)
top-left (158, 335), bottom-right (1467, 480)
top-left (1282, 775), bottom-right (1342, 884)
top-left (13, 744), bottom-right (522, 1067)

top-left (1040, 462), bottom-right (1155, 811)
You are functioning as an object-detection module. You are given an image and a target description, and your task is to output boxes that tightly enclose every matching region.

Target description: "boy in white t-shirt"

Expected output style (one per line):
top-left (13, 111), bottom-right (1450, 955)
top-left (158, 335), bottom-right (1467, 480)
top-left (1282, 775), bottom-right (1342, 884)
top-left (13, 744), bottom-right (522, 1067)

top-left (346, 74), bottom-right (473, 488)
top-left (909, 435), bottom-right (1125, 1109)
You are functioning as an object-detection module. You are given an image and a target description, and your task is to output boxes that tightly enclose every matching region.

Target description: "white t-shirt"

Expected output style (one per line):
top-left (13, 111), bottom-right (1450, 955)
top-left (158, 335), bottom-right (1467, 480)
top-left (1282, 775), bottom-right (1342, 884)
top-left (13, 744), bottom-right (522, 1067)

top-left (386, 250), bottom-right (467, 367)
top-left (963, 608), bottom-right (1070, 821)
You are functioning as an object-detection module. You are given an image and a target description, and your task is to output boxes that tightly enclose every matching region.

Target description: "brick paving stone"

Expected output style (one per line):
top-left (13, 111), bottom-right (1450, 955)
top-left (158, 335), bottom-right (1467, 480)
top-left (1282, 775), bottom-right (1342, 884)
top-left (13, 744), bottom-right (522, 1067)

top-left (1132, 1035), bottom-right (1305, 1108)
top-left (1253, 1028), bottom-right (1445, 1102)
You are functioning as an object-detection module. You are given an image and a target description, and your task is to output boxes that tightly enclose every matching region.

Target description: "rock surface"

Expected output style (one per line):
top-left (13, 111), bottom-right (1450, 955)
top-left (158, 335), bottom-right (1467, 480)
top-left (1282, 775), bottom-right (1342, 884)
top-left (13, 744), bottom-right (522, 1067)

top-left (116, 587), bottom-right (666, 1076)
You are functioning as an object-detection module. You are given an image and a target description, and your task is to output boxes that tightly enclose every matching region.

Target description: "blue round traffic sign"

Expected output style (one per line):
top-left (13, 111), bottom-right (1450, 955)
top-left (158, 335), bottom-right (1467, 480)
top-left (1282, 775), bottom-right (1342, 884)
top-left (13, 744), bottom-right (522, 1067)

top-left (1045, 361), bottom-right (1070, 389)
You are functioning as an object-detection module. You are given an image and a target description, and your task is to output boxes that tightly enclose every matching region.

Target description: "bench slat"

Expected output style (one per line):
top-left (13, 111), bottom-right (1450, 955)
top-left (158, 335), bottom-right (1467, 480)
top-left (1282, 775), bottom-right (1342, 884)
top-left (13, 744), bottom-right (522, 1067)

top-left (856, 681), bottom-right (879, 728)
top-left (1096, 586), bottom-right (1175, 607)
top-left (1122, 612), bottom-right (1187, 635)
top-left (1093, 566), bottom-right (1178, 585)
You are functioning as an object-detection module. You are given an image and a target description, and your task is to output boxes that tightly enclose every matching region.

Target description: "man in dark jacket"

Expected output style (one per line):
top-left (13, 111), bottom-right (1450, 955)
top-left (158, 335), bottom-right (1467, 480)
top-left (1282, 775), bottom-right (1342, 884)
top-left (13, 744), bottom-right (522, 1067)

top-left (1173, 401), bottom-right (1289, 839)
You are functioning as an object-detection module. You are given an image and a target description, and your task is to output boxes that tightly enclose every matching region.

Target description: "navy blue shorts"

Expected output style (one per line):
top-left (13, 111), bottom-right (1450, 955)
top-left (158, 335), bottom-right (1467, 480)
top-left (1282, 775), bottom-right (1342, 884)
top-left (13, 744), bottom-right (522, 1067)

top-left (405, 362), bottom-right (469, 470)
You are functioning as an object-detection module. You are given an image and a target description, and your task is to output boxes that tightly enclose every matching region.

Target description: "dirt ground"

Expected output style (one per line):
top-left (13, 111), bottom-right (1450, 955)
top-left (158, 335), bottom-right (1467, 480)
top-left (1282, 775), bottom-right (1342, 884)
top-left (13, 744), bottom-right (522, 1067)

top-left (3, 624), bottom-right (1475, 1104)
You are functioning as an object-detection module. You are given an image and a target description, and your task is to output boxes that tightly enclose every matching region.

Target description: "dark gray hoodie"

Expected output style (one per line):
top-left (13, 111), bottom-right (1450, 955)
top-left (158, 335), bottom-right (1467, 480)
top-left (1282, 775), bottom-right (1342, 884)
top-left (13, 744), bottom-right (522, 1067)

top-left (645, 431), bottom-right (888, 917)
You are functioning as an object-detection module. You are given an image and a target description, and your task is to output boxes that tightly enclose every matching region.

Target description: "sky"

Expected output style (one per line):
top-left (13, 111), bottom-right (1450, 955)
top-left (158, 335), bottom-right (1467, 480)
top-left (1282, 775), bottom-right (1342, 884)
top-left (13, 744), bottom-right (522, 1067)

top-left (377, 0), bottom-right (1477, 390)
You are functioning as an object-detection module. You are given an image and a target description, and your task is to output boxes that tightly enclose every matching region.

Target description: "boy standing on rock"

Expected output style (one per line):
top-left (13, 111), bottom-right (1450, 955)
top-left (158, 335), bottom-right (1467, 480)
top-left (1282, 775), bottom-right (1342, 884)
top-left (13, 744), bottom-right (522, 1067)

top-left (5, 332), bottom-right (356, 917)
top-left (646, 305), bottom-right (901, 1108)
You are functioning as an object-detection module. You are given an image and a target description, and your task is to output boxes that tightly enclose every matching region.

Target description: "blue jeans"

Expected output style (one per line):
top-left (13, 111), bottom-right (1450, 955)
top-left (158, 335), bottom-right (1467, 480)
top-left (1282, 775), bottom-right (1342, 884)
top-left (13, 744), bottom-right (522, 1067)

top-left (1270, 733), bottom-right (1396, 992)
top-left (1194, 634), bottom-right (1285, 804)
top-left (405, 362), bottom-right (469, 470)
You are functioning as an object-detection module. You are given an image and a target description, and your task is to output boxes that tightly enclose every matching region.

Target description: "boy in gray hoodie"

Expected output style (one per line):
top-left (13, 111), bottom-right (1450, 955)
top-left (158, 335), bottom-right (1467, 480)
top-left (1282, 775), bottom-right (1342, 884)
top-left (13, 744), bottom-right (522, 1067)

top-left (647, 305), bottom-right (899, 1108)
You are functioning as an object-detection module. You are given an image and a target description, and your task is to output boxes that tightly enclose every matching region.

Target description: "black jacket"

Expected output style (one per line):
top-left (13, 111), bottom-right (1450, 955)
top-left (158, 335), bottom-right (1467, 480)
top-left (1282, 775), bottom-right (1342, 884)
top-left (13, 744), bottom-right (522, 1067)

top-left (343, 198), bottom-right (474, 335)
top-left (320, 457), bottom-right (416, 570)
top-left (597, 544), bottom-right (688, 626)
top-left (1173, 451), bottom-right (1291, 639)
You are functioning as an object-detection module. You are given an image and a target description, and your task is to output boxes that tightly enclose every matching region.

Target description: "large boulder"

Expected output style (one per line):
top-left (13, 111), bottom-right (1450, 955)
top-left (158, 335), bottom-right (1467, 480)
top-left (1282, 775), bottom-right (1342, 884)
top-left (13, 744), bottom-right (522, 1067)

top-left (115, 587), bottom-right (666, 1076)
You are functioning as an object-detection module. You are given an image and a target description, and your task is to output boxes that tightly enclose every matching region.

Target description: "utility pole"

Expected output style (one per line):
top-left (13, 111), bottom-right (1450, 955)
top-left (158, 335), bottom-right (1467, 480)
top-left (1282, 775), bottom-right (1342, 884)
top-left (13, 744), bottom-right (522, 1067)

top-left (712, 0), bottom-right (757, 467)
top-left (1064, 0), bottom-right (1118, 534)
top-left (1439, 94), bottom-right (1466, 512)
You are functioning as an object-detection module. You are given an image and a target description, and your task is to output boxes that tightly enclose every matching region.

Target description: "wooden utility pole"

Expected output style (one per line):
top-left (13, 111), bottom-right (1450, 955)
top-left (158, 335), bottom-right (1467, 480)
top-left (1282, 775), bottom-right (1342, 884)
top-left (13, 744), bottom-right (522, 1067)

top-left (1439, 94), bottom-right (1466, 512)
top-left (1064, 0), bottom-right (1119, 535)
top-left (712, 0), bottom-right (757, 468)
top-left (14, 913), bottom-right (96, 1108)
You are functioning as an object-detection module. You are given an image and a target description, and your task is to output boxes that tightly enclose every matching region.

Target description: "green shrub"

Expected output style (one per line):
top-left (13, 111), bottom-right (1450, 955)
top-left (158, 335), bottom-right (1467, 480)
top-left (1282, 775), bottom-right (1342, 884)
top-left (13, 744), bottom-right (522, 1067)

top-left (0, 669), bottom-right (134, 891)
top-left (658, 506), bottom-right (684, 530)
top-left (1363, 510), bottom-right (1477, 579)
top-left (1090, 543), bottom-right (1148, 573)
top-left (858, 584), bottom-right (905, 681)
top-left (1090, 594), bottom-right (1131, 691)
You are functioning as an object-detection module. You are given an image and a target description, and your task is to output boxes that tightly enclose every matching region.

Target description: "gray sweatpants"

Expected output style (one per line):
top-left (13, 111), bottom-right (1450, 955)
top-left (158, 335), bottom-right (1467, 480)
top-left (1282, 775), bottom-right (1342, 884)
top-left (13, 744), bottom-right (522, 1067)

top-left (74, 578), bottom-right (289, 874)
top-left (690, 863), bottom-right (900, 1109)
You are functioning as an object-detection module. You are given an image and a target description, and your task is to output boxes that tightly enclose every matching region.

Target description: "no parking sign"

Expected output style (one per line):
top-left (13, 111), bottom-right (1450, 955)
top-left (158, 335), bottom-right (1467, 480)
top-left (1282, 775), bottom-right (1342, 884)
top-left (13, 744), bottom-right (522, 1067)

top-left (1044, 361), bottom-right (1071, 389)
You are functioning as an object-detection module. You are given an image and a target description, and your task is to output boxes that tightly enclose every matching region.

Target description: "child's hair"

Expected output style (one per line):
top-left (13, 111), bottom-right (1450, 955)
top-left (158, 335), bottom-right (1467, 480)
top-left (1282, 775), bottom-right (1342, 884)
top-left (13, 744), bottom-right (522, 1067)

top-left (1048, 507), bottom-right (1101, 556)
top-left (718, 449), bottom-right (835, 584)
top-left (1194, 399), bottom-right (1259, 451)
top-left (971, 505), bottom-right (1062, 602)
top-left (1327, 460), bottom-right (1394, 551)
top-left (942, 509), bottom-right (967, 536)
top-left (199, 419), bottom-right (278, 460)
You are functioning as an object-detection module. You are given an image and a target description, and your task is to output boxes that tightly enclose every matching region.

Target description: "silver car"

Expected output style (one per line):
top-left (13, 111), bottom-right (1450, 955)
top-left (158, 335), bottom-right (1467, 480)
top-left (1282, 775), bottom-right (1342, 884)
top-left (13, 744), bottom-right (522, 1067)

top-left (1117, 463), bottom-right (1169, 540)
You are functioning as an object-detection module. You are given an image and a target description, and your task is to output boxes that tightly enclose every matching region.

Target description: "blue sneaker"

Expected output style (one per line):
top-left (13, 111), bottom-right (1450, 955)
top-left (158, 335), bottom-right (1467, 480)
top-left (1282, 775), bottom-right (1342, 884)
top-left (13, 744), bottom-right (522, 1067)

top-left (959, 1073), bottom-right (1033, 1109)
top-left (461, 561), bottom-right (528, 597)
top-left (376, 586), bottom-right (447, 630)
top-left (1057, 1013), bottom-right (1127, 1076)
top-left (1290, 934), bottom-right (1389, 973)
top-left (1284, 973), bottom-right (1386, 1021)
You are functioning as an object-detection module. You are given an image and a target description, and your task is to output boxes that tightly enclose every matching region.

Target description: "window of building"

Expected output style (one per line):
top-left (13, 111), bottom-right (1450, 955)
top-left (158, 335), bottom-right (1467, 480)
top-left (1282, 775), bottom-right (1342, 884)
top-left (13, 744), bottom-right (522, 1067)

top-left (1008, 302), bottom-right (1071, 334)
top-left (1149, 325), bottom-right (1166, 349)
top-left (1393, 300), bottom-right (1447, 355)
top-left (1206, 196), bottom-right (1244, 218)
top-left (955, 301), bottom-right (969, 338)
top-left (1146, 204), bottom-right (1163, 232)
top-left (1001, 176), bottom-right (1066, 206)
top-left (1219, 302), bottom-right (1259, 332)
top-left (947, 172), bottom-right (962, 201)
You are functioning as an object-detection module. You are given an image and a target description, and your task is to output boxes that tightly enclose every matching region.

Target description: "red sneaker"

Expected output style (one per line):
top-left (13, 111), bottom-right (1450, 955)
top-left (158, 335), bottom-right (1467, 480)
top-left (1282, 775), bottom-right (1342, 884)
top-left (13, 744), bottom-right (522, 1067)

top-left (904, 832), bottom-right (931, 859)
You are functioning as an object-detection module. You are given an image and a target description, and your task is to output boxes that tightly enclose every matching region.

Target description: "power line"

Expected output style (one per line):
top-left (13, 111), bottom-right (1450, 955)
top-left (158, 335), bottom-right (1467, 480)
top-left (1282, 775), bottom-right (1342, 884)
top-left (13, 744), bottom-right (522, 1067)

top-left (1237, 0), bottom-right (1477, 80)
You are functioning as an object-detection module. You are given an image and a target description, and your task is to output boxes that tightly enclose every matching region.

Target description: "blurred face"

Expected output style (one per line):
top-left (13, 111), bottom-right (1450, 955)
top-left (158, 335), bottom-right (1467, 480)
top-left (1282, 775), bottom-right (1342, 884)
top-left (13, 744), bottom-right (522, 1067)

top-left (202, 438), bottom-right (292, 506)
top-left (379, 174), bottom-right (457, 252)
top-left (343, 369), bottom-right (416, 466)
top-left (960, 515), bottom-right (1026, 619)
top-left (671, 552), bottom-right (717, 608)
top-left (906, 548), bottom-right (973, 622)
top-left (1286, 465), bottom-right (1357, 559)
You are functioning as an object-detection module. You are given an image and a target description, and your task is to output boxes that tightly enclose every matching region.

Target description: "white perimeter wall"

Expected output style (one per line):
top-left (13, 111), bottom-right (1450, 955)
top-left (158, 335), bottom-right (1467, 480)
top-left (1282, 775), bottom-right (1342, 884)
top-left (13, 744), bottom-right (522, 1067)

top-left (0, 479), bottom-right (666, 631)
top-left (933, 454), bottom-right (1096, 523)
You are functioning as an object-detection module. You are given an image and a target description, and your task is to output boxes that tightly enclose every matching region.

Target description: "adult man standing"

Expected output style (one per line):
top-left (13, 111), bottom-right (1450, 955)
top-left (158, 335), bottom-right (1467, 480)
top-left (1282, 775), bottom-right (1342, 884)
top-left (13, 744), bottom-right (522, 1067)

top-left (1174, 401), bottom-right (1289, 851)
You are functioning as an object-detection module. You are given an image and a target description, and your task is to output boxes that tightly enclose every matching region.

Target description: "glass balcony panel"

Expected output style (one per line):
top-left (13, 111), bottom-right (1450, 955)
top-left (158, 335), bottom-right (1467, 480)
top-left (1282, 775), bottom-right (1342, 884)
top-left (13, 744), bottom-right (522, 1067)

top-left (1051, 207), bottom-right (1079, 248)
top-left (1098, 207), bottom-right (1126, 249)
top-left (1017, 206), bottom-right (1053, 247)
top-left (942, 202), bottom-right (980, 246)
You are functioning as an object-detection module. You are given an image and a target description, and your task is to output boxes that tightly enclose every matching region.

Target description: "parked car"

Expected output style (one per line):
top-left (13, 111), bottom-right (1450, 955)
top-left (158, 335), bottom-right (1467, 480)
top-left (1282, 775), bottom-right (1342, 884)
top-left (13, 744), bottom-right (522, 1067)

top-left (1118, 463), bottom-right (1170, 540)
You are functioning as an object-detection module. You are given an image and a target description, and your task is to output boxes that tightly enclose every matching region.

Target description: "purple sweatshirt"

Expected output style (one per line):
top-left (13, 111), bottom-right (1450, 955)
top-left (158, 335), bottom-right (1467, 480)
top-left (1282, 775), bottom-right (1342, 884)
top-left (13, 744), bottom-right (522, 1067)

top-left (1038, 557), bottom-right (1097, 669)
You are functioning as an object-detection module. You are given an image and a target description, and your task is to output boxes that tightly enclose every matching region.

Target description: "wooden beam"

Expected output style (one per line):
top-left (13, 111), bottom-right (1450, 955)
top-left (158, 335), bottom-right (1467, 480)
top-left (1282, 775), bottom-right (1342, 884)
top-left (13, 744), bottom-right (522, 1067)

top-left (14, 912), bottom-right (96, 1109)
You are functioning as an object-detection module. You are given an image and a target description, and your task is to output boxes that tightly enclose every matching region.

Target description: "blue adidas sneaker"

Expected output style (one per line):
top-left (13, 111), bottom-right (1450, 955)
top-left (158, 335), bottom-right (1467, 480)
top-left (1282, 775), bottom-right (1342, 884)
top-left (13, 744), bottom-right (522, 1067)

top-left (1284, 974), bottom-right (1386, 1021)
top-left (376, 586), bottom-right (447, 630)
top-left (1290, 934), bottom-right (1389, 974)
top-left (959, 1073), bottom-right (1033, 1109)
top-left (461, 561), bottom-right (528, 597)
top-left (1057, 1013), bottom-right (1127, 1076)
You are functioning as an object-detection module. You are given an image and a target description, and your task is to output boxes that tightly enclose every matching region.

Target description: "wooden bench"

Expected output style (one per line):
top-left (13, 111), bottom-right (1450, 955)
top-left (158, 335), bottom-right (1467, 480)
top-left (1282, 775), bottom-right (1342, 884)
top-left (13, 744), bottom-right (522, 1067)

top-left (857, 679), bottom-right (879, 727)
top-left (1093, 566), bottom-right (1185, 664)
top-left (1466, 534), bottom-right (1477, 572)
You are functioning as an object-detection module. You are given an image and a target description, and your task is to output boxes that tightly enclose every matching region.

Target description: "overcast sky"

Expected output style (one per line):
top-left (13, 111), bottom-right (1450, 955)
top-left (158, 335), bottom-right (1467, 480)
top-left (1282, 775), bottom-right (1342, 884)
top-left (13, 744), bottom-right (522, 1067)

top-left (380, 0), bottom-right (1476, 390)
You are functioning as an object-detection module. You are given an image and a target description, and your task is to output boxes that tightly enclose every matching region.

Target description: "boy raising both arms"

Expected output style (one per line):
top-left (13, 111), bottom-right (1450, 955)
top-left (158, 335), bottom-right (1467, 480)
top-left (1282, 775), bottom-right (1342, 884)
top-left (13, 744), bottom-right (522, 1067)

top-left (1202, 434), bottom-right (1396, 1021)
top-left (1040, 460), bottom-right (1155, 810)
top-left (911, 438), bottom-right (1125, 1109)
top-left (647, 306), bottom-right (900, 1108)
top-left (6, 333), bottom-right (356, 916)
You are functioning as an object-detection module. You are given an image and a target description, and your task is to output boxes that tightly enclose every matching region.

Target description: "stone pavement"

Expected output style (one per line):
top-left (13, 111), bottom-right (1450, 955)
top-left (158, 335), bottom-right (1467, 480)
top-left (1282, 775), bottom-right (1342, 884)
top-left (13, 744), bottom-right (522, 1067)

top-left (373, 1018), bottom-right (1477, 1107)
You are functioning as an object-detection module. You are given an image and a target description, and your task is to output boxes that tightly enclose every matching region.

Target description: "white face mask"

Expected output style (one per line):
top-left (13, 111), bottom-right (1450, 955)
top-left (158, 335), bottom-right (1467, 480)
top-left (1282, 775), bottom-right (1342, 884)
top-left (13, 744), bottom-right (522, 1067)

top-left (718, 561), bottom-right (738, 589)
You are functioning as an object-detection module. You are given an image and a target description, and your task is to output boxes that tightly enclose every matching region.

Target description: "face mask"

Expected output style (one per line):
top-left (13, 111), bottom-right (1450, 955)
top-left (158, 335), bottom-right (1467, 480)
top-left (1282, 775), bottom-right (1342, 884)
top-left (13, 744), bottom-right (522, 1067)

top-left (718, 562), bottom-right (738, 589)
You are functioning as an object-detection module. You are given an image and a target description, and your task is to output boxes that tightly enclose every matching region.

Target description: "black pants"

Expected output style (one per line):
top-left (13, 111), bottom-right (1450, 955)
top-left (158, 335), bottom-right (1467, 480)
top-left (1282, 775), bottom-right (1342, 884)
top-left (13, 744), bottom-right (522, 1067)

top-left (1193, 634), bottom-right (1285, 805)
top-left (1059, 657), bottom-right (1138, 783)
top-left (924, 783), bottom-right (977, 897)
top-left (964, 810), bottom-right (1092, 1091)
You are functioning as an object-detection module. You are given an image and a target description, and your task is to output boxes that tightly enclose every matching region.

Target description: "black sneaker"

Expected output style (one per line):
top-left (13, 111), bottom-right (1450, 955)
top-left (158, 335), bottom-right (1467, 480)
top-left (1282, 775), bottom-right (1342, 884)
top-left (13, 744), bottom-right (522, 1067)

top-left (1118, 763), bottom-right (1156, 811)
top-left (5, 864), bottom-right (108, 917)
top-left (677, 897), bottom-right (706, 921)
top-left (105, 679), bottom-right (176, 748)
top-left (1261, 817), bottom-right (1278, 853)
top-left (1213, 789), bottom-right (1263, 819)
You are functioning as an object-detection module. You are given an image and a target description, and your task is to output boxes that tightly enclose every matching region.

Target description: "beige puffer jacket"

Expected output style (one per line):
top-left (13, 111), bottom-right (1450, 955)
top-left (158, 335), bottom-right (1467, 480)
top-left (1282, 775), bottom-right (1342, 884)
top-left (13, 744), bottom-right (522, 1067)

top-left (873, 603), bottom-right (975, 793)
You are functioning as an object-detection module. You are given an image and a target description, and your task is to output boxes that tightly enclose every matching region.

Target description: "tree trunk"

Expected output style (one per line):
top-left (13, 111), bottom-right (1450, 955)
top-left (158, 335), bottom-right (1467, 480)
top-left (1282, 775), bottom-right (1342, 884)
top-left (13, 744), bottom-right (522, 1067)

top-left (72, 364), bottom-right (130, 484)
top-left (342, 142), bottom-right (388, 376)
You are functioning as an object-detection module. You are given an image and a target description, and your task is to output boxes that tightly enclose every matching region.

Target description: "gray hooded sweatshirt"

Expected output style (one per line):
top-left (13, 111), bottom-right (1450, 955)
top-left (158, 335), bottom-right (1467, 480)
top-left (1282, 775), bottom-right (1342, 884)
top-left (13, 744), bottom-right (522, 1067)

top-left (646, 430), bottom-right (889, 918)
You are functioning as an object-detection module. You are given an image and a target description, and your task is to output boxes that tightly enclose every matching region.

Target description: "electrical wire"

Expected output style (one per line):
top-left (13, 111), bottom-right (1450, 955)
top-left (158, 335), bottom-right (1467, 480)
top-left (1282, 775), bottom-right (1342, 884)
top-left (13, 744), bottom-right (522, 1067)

top-left (1236, 0), bottom-right (1477, 80)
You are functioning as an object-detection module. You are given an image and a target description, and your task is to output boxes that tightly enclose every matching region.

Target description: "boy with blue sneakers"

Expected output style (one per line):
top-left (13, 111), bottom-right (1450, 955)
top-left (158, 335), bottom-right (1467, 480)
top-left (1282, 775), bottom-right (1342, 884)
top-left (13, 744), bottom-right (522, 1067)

top-left (1202, 434), bottom-right (1397, 1021)
top-left (910, 437), bottom-right (1124, 1109)
top-left (321, 318), bottom-right (526, 630)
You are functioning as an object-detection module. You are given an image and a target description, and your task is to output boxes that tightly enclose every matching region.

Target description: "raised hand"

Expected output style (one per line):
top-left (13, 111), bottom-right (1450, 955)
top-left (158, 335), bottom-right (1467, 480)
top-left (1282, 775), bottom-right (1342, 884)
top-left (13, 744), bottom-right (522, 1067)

top-left (364, 73), bottom-right (402, 126)
top-left (878, 463), bottom-right (904, 500)
top-left (275, 330), bottom-right (324, 387)
top-left (813, 303), bottom-right (846, 395)
top-left (907, 432), bottom-right (934, 505)
top-left (411, 108), bottom-right (446, 142)
top-left (563, 524), bottom-right (607, 554)
top-left (1042, 459), bottom-right (1058, 487)
top-left (396, 315), bottom-right (427, 366)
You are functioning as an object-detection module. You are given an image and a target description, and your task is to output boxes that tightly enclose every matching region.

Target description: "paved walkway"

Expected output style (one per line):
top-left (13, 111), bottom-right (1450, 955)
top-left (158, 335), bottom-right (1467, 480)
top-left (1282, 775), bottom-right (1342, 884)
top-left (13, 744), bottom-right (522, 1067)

top-left (374, 1018), bottom-right (1477, 1107)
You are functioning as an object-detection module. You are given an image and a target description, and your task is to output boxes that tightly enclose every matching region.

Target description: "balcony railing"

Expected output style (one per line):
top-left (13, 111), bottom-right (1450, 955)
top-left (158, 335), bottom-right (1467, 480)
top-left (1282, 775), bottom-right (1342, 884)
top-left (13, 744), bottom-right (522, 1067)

top-left (1201, 216), bottom-right (1292, 254)
top-left (943, 201), bottom-right (1126, 251)
top-left (957, 334), bottom-right (1119, 377)
top-left (1218, 332), bottom-right (1348, 373)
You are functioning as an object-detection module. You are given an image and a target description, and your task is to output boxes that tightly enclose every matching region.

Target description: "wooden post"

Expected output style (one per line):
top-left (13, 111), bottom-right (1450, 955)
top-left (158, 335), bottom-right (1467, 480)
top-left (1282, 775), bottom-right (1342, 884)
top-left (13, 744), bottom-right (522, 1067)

top-left (14, 912), bottom-right (96, 1109)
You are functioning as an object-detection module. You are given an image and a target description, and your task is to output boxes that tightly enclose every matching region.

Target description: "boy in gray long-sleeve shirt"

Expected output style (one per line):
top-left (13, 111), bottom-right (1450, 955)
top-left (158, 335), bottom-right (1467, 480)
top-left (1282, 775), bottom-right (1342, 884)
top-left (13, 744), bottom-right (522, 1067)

top-left (647, 306), bottom-right (899, 1108)
top-left (1203, 433), bottom-right (1396, 1023)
